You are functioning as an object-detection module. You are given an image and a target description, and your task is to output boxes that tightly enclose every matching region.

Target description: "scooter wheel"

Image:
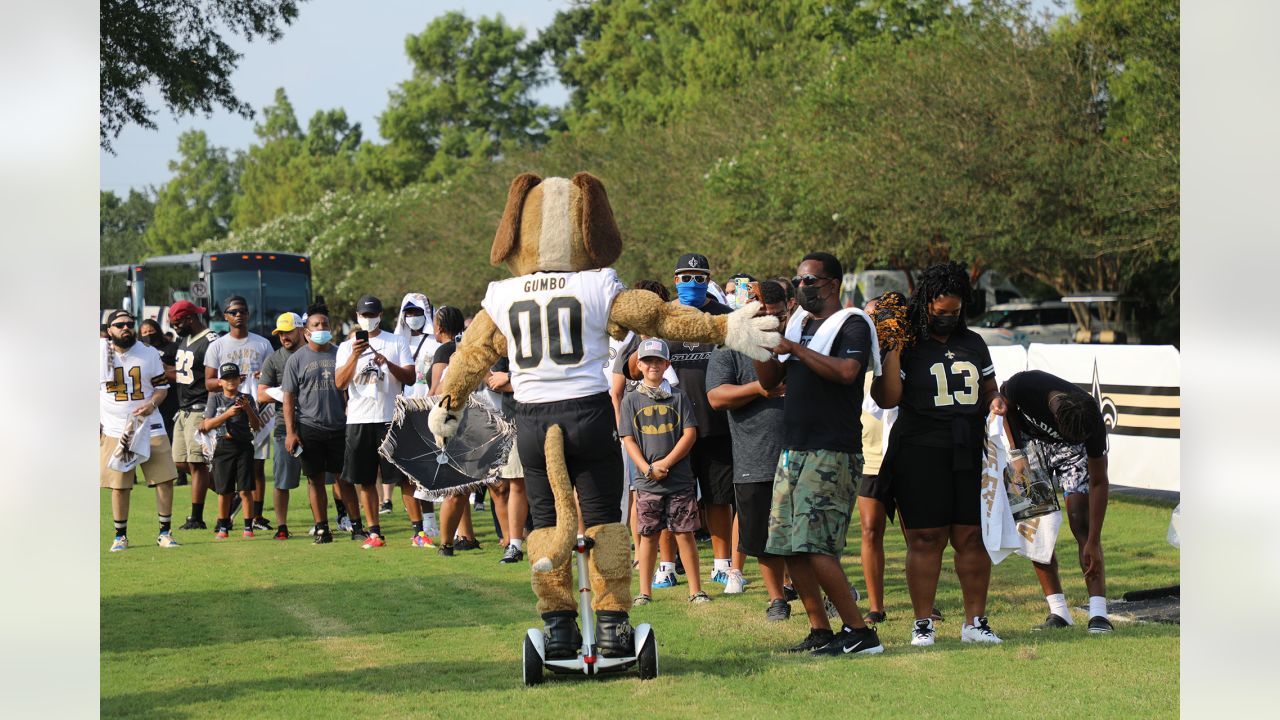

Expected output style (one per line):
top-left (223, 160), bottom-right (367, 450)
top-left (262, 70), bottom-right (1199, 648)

top-left (523, 636), bottom-right (544, 686)
top-left (638, 629), bottom-right (658, 680)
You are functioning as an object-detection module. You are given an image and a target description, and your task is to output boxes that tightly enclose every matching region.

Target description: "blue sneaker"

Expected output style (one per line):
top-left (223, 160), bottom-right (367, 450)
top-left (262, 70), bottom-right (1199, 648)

top-left (652, 570), bottom-right (679, 589)
top-left (710, 569), bottom-right (729, 585)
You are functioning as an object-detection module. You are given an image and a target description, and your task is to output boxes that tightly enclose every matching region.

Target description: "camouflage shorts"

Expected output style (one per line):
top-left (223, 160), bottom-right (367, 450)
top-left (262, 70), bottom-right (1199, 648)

top-left (765, 449), bottom-right (861, 557)
top-left (1029, 439), bottom-right (1090, 496)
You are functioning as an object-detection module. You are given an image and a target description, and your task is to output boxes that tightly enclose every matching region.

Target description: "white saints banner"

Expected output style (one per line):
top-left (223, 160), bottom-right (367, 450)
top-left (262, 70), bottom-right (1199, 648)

top-left (980, 415), bottom-right (1061, 565)
top-left (1026, 344), bottom-right (1181, 493)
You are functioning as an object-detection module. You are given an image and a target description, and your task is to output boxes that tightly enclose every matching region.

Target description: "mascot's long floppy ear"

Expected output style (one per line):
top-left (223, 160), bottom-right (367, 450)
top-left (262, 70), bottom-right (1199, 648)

top-left (572, 172), bottom-right (622, 268)
top-left (491, 172), bottom-right (543, 266)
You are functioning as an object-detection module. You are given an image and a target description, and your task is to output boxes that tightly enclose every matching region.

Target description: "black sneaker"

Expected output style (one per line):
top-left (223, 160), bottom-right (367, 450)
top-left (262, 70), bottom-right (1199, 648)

top-left (766, 599), bottom-right (792, 622)
top-left (812, 625), bottom-right (884, 656)
top-left (499, 545), bottom-right (524, 563)
top-left (273, 525), bottom-right (291, 540)
top-left (313, 528), bottom-right (332, 545)
top-left (437, 544), bottom-right (455, 557)
top-left (783, 584), bottom-right (799, 602)
top-left (865, 610), bottom-right (887, 624)
top-left (1087, 616), bottom-right (1114, 634)
top-left (379, 501), bottom-right (393, 515)
top-left (351, 528), bottom-right (369, 542)
top-left (179, 517), bottom-right (206, 531)
top-left (455, 537), bottom-right (481, 551)
top-left (252, 516), bottom-right (273, 531)
top-left (786, 628), bottom-right (834, 653)
top-left (1035, 614), bottom-right (1071, 631)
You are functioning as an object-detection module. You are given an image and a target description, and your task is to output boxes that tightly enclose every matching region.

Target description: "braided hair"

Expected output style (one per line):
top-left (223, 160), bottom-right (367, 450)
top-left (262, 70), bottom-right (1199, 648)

top-left (1051, 392), bottom-right (1096, 444)
top-left (906, 261), bottom-right (972, 341)
top-left (434, 306), bottom-right (465, 338)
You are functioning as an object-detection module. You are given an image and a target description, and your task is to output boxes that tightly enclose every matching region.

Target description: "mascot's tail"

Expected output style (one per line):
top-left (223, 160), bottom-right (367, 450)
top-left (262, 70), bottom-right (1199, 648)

top-left (531, 424), bottom-right (578, 573)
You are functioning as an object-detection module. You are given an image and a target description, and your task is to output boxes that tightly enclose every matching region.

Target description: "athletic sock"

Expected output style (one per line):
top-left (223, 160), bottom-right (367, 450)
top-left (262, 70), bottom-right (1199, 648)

top-left (244, 517), bottom-right (253, 531)
top-left (114, 520), bottom-right (127, 538)
top-left (253, 501), bottom-right (264, 518)
top-left (510, 538), bottom-right (523, 551)
top-left (217, 518), bottom-right (230, 532)
top-left (334, 499), bottom-right (347, 518)
top-left (412, 520), bottom-right (424, 534)
top-left (713, 558), bottom-right (730, 572)
top-left (158, 515), bottom-right (171, 534)
top-left (1046, 593), bottom-right (1073, 623)
top-left (191, 502), bottom-right (205, 521)
top-left (1089, 595), bottom-right (1108, 619)
top-left (659, 561), bottom-right (676, 574)
top-left (317, 521), bottom-right (330, 533)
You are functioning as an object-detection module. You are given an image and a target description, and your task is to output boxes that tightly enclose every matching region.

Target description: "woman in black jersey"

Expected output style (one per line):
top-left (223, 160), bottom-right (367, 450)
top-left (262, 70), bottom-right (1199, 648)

top-left (427, 306), bottom-right (480, 555)
top-left (871, 262), bottom-right (1007, 647)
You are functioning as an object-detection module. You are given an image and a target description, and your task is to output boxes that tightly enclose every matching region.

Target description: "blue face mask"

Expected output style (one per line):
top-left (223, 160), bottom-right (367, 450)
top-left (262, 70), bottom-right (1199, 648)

top-left (308, 330), bottom-right (332, 345)
top-left (676, 281), bottom-right (708, 307)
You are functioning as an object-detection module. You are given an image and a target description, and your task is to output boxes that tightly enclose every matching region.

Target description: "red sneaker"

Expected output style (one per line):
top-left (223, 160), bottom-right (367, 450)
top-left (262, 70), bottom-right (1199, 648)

top-left (361, 534), bottom-right (386, 549)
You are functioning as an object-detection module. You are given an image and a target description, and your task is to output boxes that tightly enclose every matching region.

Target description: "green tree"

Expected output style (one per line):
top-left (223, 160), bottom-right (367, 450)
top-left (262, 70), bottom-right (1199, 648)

top-left (145, 130), bottom-right (237, 255)
top-left (100, 189), bottom-right (155, 265)
top-left (375, 12), bottom-right (552, 186)
top-left (100, 0), bottom-right (304, 152)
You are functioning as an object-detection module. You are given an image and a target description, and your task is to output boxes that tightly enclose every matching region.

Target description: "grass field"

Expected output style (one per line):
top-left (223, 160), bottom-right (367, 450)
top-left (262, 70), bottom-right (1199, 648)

top-left (101, 483), bottom-right (1179, 719)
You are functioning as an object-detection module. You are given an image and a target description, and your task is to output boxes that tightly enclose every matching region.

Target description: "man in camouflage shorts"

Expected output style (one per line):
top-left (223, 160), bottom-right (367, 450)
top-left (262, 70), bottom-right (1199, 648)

top-left (767, 449), bottom-right (863, 556)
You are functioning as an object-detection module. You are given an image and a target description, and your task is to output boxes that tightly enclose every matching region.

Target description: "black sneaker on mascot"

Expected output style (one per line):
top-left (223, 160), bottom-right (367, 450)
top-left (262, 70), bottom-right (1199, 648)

top-left (594, 611), bottom-right (635, 658)
top-left (543, 611), bottom-right (582, 660)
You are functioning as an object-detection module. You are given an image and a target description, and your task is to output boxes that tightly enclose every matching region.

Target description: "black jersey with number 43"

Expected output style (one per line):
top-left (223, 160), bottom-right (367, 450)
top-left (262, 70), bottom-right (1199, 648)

top-left (172, 329), bottom-right (218, 410)
top-left (893, 327), bottom-right (995, 448)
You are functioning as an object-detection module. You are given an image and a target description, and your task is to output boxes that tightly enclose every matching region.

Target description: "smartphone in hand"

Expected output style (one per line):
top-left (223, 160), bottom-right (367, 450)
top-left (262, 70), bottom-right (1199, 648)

top-left (355, 329), bottom-right (369, 342)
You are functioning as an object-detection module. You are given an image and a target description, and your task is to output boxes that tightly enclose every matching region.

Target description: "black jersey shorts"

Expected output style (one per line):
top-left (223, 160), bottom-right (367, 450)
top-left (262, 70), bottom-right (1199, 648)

top-left (211, 437), bottom-right (255, 495)
top-left (297, 424), bottom-right (345, 479)
top-left (734, 480), bottom-right (775, 557)
top-left (517, 392), bottom-right (623, 530)
top-left (690, 434), bottom-right (735, 506)
top-left (888, 443), bottom-right (982, 529)
top-left (343, 422), bottom-right (405, 487)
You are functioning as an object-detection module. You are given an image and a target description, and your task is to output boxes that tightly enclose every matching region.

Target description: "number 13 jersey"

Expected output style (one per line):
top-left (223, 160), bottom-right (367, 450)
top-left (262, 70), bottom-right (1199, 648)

top-left (483, 268), bottom-right (626, 404)
top-left (894, 327), bottom-right (995, 448)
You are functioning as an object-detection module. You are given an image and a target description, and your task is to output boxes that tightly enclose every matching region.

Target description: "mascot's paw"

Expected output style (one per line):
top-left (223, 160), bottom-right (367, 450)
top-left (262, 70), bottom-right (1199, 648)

top-left (532, 557), bottom-right (554, 573)
top-left (724, 301), bottom-right (780, 361)
top-left (427, 403), bottom-right (460, 447)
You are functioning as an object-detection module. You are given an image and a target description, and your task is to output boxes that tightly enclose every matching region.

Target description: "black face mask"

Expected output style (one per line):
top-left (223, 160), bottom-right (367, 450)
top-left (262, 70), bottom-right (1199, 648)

top-left (797, 285), bottom-right (826, 313)
top-left (141, 334), bottom-right (160, 346)
top-left (174, 323), bottom-right (192, 338)
top-left (929, 314), bottom-right (960, 335)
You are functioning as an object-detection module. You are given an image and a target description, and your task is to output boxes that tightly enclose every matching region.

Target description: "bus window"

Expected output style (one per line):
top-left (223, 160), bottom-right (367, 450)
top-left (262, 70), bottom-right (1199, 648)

top-left (262, 270), bottom-right (312, 325)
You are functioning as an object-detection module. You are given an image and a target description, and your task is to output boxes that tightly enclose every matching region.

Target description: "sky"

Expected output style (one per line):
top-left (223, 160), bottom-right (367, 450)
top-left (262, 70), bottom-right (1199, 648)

top-left (100, 0), bottom-right (1069, 195)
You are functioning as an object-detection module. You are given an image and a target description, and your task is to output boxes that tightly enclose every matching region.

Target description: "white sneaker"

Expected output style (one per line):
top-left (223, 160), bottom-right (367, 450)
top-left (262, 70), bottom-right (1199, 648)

top-left (724, 569), bottom-right (747, 594)
top-left (155, 532), bottom-right (180, 548)
top-left (337, 516), bottom-right (354, 533)
top-left (109, 536), bottom-right (128, 553)
top-left (961, 616), bottom-right (1003, 644)
top-left (910, 618), bottom-right (935, 647)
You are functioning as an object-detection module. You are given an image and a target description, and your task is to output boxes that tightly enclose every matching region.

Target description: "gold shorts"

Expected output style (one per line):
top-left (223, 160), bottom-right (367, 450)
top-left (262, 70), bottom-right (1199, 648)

top-left (100, 434), bottom-right (179, 490)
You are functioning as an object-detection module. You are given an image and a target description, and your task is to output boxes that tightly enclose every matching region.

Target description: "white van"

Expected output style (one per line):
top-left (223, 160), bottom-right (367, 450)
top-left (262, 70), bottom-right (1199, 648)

top-left (840, 269), bottom-right (1024, 312)
top-left (971, 301), bottom-right (1077, 347)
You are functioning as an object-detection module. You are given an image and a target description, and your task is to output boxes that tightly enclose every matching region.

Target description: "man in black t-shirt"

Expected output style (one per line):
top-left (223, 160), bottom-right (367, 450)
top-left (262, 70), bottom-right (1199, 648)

top-left (997, 370), bottom-right (1113, 633)
top-left (167, 301), bottom-right (218, 530)
top-left (754, 252), bottom-right (882, 658)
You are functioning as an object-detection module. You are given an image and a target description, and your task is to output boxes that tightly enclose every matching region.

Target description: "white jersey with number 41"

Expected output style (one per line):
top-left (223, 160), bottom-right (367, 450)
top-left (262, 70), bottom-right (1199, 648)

top-left (482, 268), bottom-right (626, 404)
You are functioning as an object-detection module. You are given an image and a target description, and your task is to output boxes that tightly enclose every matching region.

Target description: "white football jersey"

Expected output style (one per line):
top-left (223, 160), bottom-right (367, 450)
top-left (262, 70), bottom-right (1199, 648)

top-left (205, 332), bottom-right (274, 396)
top-left (100, 340), bottom-right (170, 438)
top-left (483, 268), bottom-right (626, 404)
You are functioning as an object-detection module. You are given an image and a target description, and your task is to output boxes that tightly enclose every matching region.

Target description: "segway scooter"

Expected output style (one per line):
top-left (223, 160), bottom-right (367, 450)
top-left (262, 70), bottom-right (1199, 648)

top-left (522, 535), bottom-right (658, 685)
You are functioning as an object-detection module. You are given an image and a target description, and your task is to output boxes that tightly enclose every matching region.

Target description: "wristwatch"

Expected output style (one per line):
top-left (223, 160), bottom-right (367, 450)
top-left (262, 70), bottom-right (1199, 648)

top-left (644, 464), bottom-right (654, 480)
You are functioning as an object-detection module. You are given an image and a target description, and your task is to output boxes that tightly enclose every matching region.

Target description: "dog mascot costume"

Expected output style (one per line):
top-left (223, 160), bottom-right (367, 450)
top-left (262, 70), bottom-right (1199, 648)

top-left (429, 172), bottom-right (779, 659)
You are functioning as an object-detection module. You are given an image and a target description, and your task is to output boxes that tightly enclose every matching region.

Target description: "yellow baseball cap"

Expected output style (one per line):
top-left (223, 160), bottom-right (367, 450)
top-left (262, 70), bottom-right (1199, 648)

top-left (272, 312), bottom-right (304, 335)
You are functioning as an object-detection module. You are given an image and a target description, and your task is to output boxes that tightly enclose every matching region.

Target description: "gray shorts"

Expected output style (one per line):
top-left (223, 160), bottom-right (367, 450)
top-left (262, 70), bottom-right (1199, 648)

top-left (1031, 439), bottom-right (1090, 496)
top-left (272, 435), bottom-right (302, 490)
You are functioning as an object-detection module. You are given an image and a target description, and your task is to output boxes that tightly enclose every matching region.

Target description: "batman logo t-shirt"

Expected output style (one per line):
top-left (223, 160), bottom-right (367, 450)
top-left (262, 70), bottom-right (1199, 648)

top-left (618, 387), bottom-right (698, 496)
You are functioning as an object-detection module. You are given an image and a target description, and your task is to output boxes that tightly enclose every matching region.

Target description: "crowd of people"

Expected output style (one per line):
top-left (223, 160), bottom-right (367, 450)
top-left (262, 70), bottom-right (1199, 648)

top-left (99, 250), bottom-right (1114, 653)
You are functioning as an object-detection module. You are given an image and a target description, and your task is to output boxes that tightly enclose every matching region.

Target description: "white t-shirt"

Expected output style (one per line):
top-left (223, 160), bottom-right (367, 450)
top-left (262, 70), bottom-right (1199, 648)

top-left (403, 332), bottom-right (442, 399)
top-left (100, 340), bottom-right (170, 438)
top-left (204, 332), bottom-right (274, 396)
top-left (336, 331), bottom-right (413, 423)
top-left (482, 268), bottom-right (626, 404)
top-left (604, 331), bottom-right (634, 386)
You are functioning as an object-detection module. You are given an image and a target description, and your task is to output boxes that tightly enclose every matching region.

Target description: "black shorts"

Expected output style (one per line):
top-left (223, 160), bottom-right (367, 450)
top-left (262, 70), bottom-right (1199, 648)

top-left (734, 481), bottom-right (774, 557)
top-left (211, 438), bottom-right (255, 495)
top-left (517, 393), bottom-right (623, 530)
top-left (298, 424), bottom-right (345, 479)
top-left (691, 434), bottom-right (735, 506)
top-left (343, 422), bottom-right (404, 487)
top-left (889, 443), bottom-right (982, 529)
top-left (857, 473), bottom-right (894, 504)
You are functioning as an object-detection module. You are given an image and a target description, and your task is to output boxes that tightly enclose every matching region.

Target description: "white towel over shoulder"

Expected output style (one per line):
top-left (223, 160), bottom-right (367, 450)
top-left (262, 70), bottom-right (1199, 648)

top-left (780, 307), bottom-right (881, 376)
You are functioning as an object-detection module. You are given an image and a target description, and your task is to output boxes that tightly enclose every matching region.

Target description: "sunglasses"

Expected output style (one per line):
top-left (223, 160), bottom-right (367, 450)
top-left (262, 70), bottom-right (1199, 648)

top-left (225, 308), bottom-right (248, 316)
top-left (111, 321), bottom-right (135, 329)
top-left (676, 274), bottom-right (709, 285)
top-left (790, 274), bottom-right (831, 288)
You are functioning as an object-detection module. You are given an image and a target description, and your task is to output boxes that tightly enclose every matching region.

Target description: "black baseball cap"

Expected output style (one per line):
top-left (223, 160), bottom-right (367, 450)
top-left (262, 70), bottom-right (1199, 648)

top-left (223, 295), bottom-right (248, 311)
top-left (218, 362), bottom-right (242, 379)
top-left (356, 294), bottom-right (383, 314)
top-left (675, 253), bottom-right (711, 274)
top-left (105, 309), bottom-right (133, 325)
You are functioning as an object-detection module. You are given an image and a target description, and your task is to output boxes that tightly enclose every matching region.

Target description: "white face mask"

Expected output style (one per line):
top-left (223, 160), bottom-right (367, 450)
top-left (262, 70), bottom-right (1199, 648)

top-left (405, 315), bottom-right (426, 331)
top-left (357, 315), bottom-right (381, 332)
